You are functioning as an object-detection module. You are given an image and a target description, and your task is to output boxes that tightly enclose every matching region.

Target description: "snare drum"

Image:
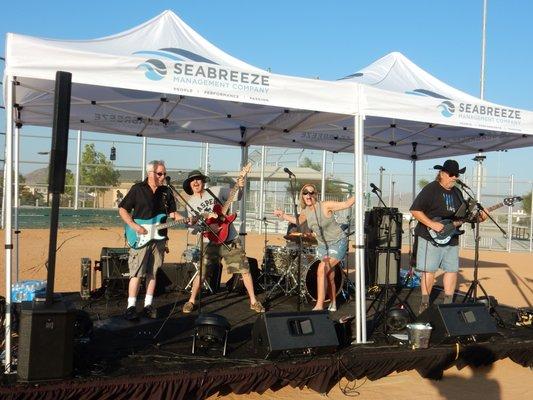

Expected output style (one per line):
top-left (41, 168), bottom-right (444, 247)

top-left (300, 255), bottom-right (344, 301)
top-left (183, 246), bottom-right (201, 263)
top-left (263, 245), bottom-right (296, 275)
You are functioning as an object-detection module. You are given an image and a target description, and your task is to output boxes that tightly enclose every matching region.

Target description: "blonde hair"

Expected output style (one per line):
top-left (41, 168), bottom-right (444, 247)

top-left (299, 184), bottom-right (318, 209)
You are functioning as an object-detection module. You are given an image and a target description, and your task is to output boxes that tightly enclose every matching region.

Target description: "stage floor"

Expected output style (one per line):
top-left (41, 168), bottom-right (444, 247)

top-left (2, 281), bottom-right (533, 399)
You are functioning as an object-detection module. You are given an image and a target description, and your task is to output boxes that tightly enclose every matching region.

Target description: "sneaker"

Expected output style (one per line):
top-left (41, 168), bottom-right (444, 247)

top-left (182, 301), bottom-right (195, 314)
top-left (328, 302), bottom-right (337, 312)
top-left (124, 306), bottom-right (139, 321)
top-left (250, 301), bottom-right (265, 313)
top-left (142, 305), bottom-right (157, 319)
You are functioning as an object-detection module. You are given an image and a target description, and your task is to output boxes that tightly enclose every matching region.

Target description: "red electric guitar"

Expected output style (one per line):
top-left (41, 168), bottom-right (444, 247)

top-left (203, 163), bottom-right (252, 244)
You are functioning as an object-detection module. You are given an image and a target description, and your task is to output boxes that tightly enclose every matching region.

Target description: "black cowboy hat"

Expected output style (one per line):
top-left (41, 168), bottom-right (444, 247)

top-left (183, 170), bottom-right (209, 195)
top-left (433, 159), bottom-right (466, 176)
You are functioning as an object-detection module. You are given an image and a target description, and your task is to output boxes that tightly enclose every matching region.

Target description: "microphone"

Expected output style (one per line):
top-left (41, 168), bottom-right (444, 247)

top-left (370, 183), bottom-right (381, 193)
top-left (283, 167), bottom-right (295, 177)
top-left (165, 176), bottom-right (171, 184)
top-left (456, 179), bottom-right (471, 190)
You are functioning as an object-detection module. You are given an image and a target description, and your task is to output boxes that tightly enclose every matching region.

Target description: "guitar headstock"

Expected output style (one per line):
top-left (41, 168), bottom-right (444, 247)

top-left (503, 196), bottom-right (523, 207)
top-left (239, 162), bottom-right (253, 178)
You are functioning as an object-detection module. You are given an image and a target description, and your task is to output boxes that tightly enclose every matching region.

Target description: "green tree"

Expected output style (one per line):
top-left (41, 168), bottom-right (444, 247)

top-left (79, 144), bottom-right (120, 207)
top-left (418, 178), bottom-right (430, 189)
top-left (18, 174), bottom-right (45, 206)
top-left (300, 156), bottom-right (322, 171)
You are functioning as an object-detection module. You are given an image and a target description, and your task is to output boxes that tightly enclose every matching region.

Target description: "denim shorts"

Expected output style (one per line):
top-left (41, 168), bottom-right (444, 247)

top-left (416, 236), bottom-right (459, 273)
top-left (317, 237), bottom-right (348, 261)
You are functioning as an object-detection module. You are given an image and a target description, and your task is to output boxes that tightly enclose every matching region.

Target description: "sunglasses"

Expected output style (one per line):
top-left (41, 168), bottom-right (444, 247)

top-left (302, 190), bottom-right (316, 196)
top-left (154, 171), bottom-right (167, 177)
top-left (445, 171), bottom-right (459, 178)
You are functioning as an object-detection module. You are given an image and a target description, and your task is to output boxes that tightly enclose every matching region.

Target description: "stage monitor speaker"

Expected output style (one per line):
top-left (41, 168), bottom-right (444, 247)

top-left (80, 257), bottom-right (91, 300)
top-left (48, 71), bottom-right (72, 194)
top-left (252, 310), bottom-right (339, 359)
top-left (417, 303), bottom-right (498, 344)
top-left (365, 249), bottom-right (400, 286)
top-left (365, 208), bottom-right (403, 249)
top-left (17, 301), bottom-right (75, 382)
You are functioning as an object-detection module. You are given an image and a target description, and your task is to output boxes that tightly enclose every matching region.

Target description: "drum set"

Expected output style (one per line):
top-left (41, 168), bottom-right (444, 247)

top-left (260, 233), bottom-right (344, 302)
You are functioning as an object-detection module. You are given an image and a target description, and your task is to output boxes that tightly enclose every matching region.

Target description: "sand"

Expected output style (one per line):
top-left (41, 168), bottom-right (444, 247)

top-left (1, 227), bottom-right (532, 399)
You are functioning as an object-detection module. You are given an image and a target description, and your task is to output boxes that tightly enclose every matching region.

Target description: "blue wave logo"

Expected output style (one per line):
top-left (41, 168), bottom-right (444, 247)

top-left (437, 101), bottom-right (455, 117)
top-left (137, 59), bottom-right (167, 81)
top-left (134, 48), bottom-right (218, 81)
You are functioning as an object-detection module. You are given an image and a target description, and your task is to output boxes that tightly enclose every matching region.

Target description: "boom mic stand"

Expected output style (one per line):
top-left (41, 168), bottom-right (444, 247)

top-left (265, 169), bottom-right (303, 311)
top-left (459, 185), bottom-right (506, 325)
top-left (367, 184), bottom-right (415, 337)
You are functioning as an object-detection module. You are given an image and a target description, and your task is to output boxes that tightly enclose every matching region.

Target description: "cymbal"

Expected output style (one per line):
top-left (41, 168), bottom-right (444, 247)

top-left (284, 233), bottom-right (317, 244)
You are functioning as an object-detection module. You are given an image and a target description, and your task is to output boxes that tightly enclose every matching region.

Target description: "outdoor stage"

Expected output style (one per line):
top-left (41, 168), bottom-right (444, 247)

top-left (2, 281), bottom-right (533, 400)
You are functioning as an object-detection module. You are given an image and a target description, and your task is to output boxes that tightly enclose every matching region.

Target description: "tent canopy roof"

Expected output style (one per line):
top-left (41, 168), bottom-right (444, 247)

top-left (4, 10), bottom-right (357, 149)
top-left (4, 13), bottom-right (533, 160)
top-left (336, 52), bottom-right (533, 160)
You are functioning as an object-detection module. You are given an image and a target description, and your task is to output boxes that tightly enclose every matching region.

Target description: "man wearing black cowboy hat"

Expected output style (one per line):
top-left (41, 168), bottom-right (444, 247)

top-left (181, 170), bottom-right (264, 314)
top-left (410, 159), bottom-right (487, 314)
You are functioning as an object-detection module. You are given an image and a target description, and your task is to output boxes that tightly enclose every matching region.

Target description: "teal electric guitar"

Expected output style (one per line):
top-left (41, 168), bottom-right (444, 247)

top-left (125, 213), bottom-right (189, 249)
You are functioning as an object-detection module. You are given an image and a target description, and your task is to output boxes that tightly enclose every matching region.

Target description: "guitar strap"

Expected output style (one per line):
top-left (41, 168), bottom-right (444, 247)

top-left (205, 187), bottom-right (224, 207)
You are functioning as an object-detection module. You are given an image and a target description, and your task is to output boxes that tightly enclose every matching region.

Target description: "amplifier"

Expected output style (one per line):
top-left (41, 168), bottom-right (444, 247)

top-left (99, 247), bottom-right (129, 280)
top-left (365, 208), bottom-right (403, 250)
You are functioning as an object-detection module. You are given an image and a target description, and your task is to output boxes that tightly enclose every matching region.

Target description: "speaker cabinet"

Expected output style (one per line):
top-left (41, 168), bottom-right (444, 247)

top-left (80, 258), bottom-right (91, 300)
top-left (48, 71), bottom-right (72, 194)
top-left (417, 303), bottom-right (498, 344)
top-left (365, 208), bottom-right (403, 249)
top-left (17, 301), bottom-right (75, 381)
top-left (365, 249), bottom-right (401, 286)
top-left (100, 247), bottom-right (129, 281)
top-left (252, 311), bottom-right (339, 359)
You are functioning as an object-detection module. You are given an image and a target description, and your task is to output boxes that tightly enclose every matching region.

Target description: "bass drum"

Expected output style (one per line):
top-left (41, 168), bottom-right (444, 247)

top-left (301, 255), bottom-right (344, 301)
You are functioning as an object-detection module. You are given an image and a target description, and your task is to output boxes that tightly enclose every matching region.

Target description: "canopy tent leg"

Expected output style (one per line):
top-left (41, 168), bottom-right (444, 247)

top-left (74, 129), bottom-right (82, 210)
top-left (239, 145), bottom-right (249, 249)
top-left (141, 137), bottom-right (147, 181)
top-left (14, 122), bottom-right (20, 283)
top-left (4, 75), bottom-right (15, 375)
top-left (258, 146), bottom-right (266, 220)
top-left (353, 113), bottom-right (367, 343)
top-left (321, 150), bottom-right (327, 201)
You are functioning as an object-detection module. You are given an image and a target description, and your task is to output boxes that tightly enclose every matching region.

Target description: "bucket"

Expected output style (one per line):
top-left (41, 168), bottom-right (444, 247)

top-left (406, 323), bottom-right (432, 349)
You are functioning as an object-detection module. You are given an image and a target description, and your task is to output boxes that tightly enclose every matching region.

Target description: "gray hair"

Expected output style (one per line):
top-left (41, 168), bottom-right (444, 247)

top-left (146, 160), bottom-right (166, 173)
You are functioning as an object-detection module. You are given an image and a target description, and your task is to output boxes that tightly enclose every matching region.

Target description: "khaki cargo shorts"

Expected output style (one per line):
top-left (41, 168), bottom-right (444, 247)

top-left (202, 238), bottom-right (249, 277)
top-left (128, 240), bottom-right (166, 278)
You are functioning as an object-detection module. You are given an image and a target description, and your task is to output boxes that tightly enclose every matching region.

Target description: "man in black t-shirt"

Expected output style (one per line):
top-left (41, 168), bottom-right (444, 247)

top-left (119, 160), bottom-right (184, 320)
top-left (410, 159), bottom-right (487, 314)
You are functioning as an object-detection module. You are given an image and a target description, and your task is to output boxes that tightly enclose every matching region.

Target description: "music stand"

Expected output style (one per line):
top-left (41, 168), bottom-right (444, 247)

top-left (366, 185), bottom-right (415, 336)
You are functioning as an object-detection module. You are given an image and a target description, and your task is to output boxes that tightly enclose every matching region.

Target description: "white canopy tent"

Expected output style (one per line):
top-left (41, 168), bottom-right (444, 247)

top-left (2, 10), bottom-right (366, 372)
top-left (269, 52), bottom-right (533, 158)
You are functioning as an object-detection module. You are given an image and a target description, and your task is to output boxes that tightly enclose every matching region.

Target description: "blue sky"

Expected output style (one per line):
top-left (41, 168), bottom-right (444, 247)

top-left (1, 0), bottom-right (532, 185)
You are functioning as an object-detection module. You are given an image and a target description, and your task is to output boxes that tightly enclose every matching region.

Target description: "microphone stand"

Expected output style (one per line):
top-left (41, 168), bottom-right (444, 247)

top-left (165, 181), bottom-right (230, 315)
top-left (459, 185), bottom-right (505, 325)
top-left (265, 171), bottom-right (303, 310)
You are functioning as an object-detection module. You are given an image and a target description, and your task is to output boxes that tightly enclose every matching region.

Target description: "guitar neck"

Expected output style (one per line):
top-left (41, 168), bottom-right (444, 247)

top-left (221, 185), bottom-right (240, 215)
top-left (484, 203), bottom-right (504, 213)
top-left (157, 218), bottom-right (186, 230)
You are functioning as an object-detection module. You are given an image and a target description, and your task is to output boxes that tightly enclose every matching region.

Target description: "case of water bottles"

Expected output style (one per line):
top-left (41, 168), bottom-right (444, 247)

top-left (11, 280), bottom-right (47, 303)
top-left (400, 269), bottom-right (421, 288)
